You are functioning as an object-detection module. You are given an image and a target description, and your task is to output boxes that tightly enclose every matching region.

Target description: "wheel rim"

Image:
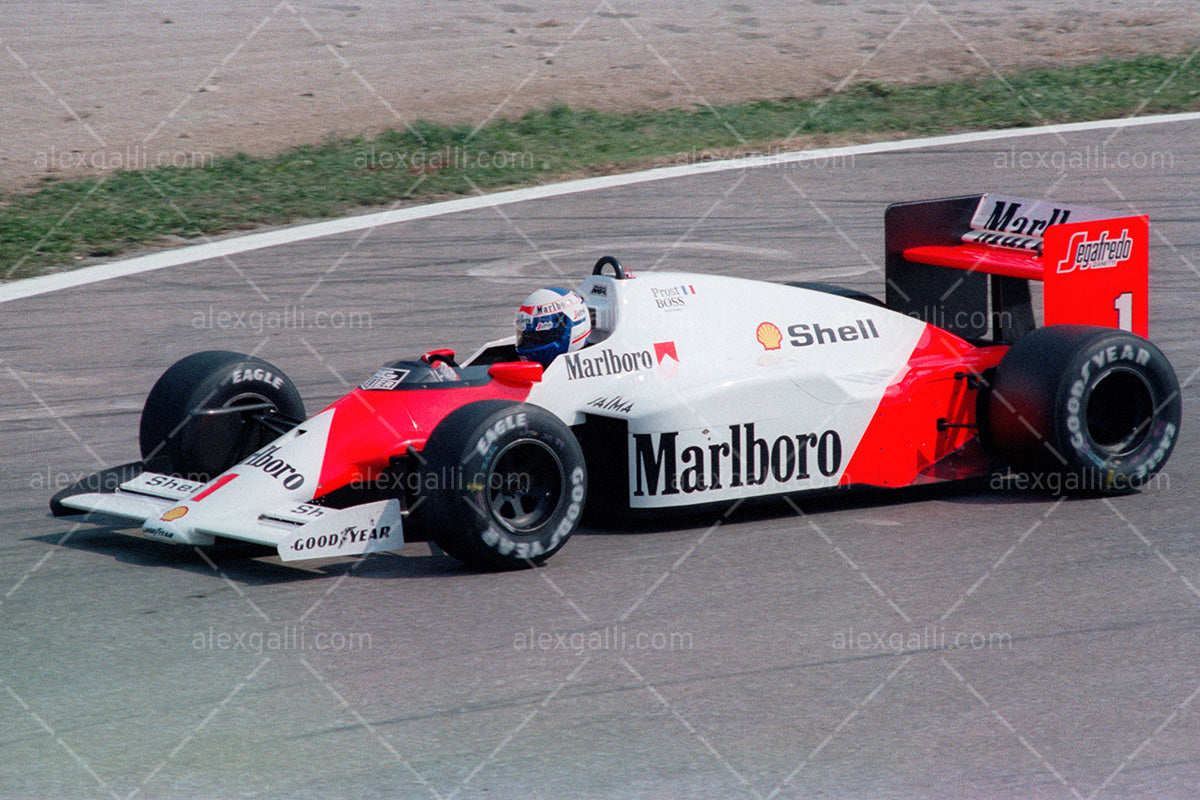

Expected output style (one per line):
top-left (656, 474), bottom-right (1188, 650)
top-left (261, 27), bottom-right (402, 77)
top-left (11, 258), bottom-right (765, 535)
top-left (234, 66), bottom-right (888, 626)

top-left (486, 439), bottom-right (565, 534)
top-left (1085, 367), bottom-right (1155, 457)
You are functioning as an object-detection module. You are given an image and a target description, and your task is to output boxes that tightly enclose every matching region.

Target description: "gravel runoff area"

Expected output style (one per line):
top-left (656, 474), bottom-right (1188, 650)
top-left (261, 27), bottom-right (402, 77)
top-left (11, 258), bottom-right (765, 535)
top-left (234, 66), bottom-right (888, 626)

top-left (2, 0), bottom-right (1200, 192)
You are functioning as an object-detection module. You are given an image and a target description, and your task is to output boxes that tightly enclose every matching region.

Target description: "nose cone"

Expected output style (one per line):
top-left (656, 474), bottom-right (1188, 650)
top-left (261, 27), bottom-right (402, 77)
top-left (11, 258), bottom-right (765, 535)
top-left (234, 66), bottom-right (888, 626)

top-left (315, 390), bottom-right (421, 496)
top-left (138, 408), bottom-right (339, 546)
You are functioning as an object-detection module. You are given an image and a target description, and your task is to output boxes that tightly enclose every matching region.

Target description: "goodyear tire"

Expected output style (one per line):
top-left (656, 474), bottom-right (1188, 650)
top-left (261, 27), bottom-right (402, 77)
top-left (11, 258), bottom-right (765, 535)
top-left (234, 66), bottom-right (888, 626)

top-left (417, 400), bottom-right (586, 569)
top-left (139, 351), bottom-right (305, 481)
top-left (987, 325), bottom-right (1180, 494)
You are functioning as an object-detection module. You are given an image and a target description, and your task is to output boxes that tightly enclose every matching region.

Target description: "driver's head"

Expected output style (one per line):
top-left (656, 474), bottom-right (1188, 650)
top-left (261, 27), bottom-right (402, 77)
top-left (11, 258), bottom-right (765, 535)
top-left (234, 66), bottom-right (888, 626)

top-left (515, 287), bottom-right (591, 366)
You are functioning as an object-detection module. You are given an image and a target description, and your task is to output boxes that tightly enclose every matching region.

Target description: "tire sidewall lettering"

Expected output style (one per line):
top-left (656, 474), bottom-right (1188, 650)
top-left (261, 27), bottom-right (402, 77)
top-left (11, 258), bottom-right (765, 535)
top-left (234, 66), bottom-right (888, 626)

top-left (1059, 337), bottom-right (1178, 480)
top-left (461, 422), bottom-right (584, 561)
top-left (1066, 349), bottom-right (1137, 463)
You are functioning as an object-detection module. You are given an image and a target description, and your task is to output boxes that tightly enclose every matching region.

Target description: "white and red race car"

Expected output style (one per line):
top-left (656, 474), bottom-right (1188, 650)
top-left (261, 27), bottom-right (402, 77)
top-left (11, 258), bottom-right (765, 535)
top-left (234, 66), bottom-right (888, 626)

top-left (52, 195), bottom-right (1182, 569)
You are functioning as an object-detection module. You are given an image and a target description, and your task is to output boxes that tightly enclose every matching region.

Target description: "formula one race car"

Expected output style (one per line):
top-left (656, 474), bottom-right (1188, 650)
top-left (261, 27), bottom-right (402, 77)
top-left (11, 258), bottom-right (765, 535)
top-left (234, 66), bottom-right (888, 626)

top-left (52, 194), bottom-right (1181, 569)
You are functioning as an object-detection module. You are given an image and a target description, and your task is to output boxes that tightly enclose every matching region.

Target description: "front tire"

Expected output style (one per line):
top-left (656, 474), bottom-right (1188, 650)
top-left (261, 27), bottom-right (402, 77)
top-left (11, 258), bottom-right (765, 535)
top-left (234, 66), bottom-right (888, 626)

top-left (415, 401), bottom-right (587, 569)
top-left (139, 351), bottom-right (305, 481)
top-left (987, 325), bottom-right (1180, 494)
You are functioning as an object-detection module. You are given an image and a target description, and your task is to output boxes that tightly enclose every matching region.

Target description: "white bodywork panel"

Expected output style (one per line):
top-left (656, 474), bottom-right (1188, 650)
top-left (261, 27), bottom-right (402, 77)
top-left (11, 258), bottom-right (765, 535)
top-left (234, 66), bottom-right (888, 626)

top-left (523, 271), bottom-right (929, 507)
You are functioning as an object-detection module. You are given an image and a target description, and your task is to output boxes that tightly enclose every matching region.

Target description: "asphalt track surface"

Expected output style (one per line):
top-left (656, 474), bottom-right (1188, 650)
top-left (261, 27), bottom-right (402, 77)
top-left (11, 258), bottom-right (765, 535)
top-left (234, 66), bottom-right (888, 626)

top-left (2, 120), bottom-right (1200, 799)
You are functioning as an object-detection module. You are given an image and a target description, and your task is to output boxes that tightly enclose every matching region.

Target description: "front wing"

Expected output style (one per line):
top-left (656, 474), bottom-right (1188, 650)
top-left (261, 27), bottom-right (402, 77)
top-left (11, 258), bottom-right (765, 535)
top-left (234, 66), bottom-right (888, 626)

top-left (58, 470), bottom-right (403, 562)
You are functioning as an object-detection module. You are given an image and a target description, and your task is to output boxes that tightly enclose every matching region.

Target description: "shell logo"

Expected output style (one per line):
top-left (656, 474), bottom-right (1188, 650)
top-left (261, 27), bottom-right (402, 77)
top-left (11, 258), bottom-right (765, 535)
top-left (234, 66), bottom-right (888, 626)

top-left (756, 322), bottom-right (782, 351)
top-left (161, 506), bottom-right (188, 522)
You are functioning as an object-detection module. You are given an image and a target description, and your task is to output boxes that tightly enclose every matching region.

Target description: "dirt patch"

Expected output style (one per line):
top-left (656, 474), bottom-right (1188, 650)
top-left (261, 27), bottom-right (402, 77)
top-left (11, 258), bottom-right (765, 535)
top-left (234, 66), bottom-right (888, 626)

top-left (2, 0), bottom-right (1197, 192)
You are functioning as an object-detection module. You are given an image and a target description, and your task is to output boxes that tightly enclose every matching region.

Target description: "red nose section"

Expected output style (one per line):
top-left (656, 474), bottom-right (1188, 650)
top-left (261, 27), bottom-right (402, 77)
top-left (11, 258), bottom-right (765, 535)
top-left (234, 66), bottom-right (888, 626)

top-left (313, 374), bottom-right (536, 498)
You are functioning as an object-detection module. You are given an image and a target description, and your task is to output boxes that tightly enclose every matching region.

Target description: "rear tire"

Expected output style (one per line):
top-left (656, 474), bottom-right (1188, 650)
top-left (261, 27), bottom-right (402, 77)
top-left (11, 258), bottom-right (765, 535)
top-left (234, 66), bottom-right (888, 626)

top-left (987, 325), bottom-right (1180, 494)
top-left (139, 351), bottom-right (305, 481)
top-left (415, 400), bottom-right (586, 569)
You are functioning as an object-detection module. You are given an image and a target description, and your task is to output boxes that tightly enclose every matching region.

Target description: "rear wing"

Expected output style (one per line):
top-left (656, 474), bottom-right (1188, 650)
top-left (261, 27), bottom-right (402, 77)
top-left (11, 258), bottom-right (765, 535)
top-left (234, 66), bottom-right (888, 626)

top-left (884, 194), bottom-right (1148, 342)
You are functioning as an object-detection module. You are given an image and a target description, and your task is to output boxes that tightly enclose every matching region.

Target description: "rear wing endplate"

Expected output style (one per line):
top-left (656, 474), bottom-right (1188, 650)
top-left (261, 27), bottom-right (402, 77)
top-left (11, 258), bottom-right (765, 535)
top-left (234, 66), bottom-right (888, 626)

top-left (885, 194), bottom-right (1148, 341)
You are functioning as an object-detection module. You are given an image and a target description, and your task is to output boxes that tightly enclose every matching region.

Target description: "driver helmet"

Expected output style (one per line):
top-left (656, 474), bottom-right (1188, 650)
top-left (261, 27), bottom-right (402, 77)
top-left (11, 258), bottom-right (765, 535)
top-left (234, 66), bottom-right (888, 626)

top-left (515, 287), bottom-right (591, 366)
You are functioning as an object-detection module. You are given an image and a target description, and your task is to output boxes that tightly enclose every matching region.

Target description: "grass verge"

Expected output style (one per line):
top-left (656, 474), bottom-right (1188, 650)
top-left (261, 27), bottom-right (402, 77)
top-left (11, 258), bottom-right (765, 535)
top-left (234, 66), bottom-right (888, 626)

top-left (3, 52), bottom-right (1199, 280)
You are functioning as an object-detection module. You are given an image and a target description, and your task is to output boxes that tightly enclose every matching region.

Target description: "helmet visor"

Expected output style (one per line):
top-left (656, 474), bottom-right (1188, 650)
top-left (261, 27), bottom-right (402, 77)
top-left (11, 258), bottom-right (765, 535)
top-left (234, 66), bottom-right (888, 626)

top-left (517, 315), bottom-right (568, 350)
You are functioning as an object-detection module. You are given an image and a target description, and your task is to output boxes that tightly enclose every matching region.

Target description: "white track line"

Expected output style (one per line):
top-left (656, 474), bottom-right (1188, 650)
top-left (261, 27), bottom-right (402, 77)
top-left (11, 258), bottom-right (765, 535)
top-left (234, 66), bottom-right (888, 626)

top-left (3, 112), bottom-right (1199, 304)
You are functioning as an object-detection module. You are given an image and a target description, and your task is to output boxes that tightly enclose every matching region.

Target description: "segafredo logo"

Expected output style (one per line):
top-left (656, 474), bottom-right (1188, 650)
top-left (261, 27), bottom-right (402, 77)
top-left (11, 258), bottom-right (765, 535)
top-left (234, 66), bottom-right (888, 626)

top-left (1056, 229), bottom-right (1134, 273)
top-left (563, 341), bottom-right (677, 380)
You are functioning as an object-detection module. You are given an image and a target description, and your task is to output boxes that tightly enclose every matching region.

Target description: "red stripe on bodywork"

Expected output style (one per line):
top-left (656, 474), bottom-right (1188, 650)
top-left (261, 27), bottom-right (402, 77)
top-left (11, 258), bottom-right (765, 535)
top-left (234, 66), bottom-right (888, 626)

top-left (191, 473), bottom-right (238, 501)
top-left (840, 325), bottom-right (1007, 488)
